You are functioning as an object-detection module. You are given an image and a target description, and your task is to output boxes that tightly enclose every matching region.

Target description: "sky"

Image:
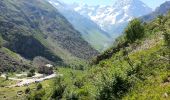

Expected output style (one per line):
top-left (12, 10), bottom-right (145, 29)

top-left (60, 0), bottom-right (169, 9)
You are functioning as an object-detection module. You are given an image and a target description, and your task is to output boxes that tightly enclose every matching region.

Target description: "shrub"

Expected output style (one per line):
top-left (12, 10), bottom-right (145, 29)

top-left (5, 74), bottom-right (9, 80)
top-left (51, 77), bottom-right (66, 99)
top-left (51, 85), bottom-right (66, 99)
top-left (27, 72), bottom-right (33, 77)
top-left (37, 83), bottom-right (42, 90)
top-left (25, 87), bottom-right (31, 94)
top-left (28, 89), bottom-right (45, 100)
top-left (0, 35), bottom-right (3, 48)
top-left (30, 69), bottom-right (35, 74)
top-left (74, 79), bottom-right (84, 88)
top-left (164, 32), bottom-right (170, 48)
top-left (27, 69), bottom-right (35, 77)
top-left (125, 18), bottom-right (145, 43)
top-left (66, 92), bottom-right (79, 100)
top-left (98, 76), bottom-right (131, 100)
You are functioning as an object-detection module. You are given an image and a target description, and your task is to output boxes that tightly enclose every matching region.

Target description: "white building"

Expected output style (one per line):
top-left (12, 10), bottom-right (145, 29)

top-left (45, 64), bottom-right (53, 68)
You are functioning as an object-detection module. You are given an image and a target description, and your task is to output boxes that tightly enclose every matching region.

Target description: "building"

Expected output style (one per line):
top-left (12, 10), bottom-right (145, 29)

top-left (38, 64), bottom-right (54, 75)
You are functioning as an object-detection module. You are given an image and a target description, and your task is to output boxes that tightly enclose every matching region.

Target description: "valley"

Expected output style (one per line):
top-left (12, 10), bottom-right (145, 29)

top-left (0, 0), bottom-right (170, 100)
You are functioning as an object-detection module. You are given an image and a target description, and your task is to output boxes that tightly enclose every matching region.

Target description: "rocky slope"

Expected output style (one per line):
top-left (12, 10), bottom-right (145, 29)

top-left (0, 0), bottom-right (99, 66)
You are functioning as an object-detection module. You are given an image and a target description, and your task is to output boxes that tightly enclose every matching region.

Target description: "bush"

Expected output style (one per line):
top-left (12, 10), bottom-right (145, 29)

top-left (27, 72), bottom-right (33, 77)
top-left (27, 69), bottom-right (35, 77)
top-left (0, 35), bottom-right (2, 48)
top-left (5, 74), bottom-right (9, 80)
top-left (51, 77), bottom-right (66, 99)
top-left (164, 32), bottom-right (170, 48)
top-left (66, 92), bottom-right (79, 100)
top-left (25, 87), bottom-right (31, 94)
top-left (37, 83), bottom-right (42, 90)
top-left (30, 69), bottom-right (35, 74)
top-left (125, 18), bottom-right (145, 43)
top-left (98, 76), bottom-right (131, 100)
top-left (28, 89), bottom-right (45, 100)
top-left (74, 79), bottom-right (84, 88)
top-left (51, 85), bottom-right (66, 99)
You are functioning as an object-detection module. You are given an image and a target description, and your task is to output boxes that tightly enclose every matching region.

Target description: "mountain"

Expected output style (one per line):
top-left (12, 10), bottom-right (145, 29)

top-left (0, 0), bottom-right (99, 66)
top-left (142, 1), bottom-right (170, 22)
top-left (22, 10), bottom-right (170, 100)
top-left (71, 0), bottom-right (152, 38)
top-left (48, 0), bottom-right (112, 51)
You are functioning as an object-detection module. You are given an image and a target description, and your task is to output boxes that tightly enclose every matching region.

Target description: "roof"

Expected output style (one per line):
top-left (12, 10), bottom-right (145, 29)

top-left (45, 64), bottom-right (53, 68)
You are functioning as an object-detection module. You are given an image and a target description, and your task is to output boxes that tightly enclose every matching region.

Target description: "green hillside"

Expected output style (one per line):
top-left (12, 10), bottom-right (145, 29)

top-left (0, 0), bottom-right (99, 67)
top-left (83, 29), bottom-right (111, 51)
top-left (26, 11), bottom-right (170, 100)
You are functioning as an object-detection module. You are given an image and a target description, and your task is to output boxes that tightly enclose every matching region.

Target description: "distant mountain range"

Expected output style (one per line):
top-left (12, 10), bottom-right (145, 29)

top-left (70, 0), bottom-right (152, 38)
top-left (48, 0), bottom-right (153, 51)
top-left (142, 1), bottom-right (170, 22)
top-left (48, 0), bottom-right (112, 51)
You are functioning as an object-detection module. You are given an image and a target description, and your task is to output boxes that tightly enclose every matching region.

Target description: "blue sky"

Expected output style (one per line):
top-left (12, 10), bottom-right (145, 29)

top-left (60, 0), bottom-right (169, 9)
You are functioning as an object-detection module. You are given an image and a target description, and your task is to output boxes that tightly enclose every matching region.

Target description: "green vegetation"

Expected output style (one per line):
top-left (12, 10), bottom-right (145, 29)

top-left (0, 35), bottom-right (2, 48)
top-left (0, 47), bottom-right (31, 73)
top-left (37, 83), bottom-right (43, 90)
top-left (0, 77), bottom-right (17, 87)
top-left (24, 12), bottom-right (170, 100)
top-left (125, 18), bottom-right (145, 43)
top-left (83, 29), bottom-right (111, 51)
top-left (0, 0), bottom-right (170, 100)
top-left (0, 77), bottom-right (56, 100)
top-left (27, 69), bottom-right (35, 77)
top-left (25, 87), bottom-right (31, 94)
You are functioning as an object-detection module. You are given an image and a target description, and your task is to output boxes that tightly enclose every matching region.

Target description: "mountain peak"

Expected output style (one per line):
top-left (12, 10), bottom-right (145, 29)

top-left (114, 0), bottom-right (133, 4)
top-left (114, 0), bottom-right (148, 9)
top-left (142, 1), bottom-right (170, 22)
top-left (69, 0), bottom-right (152, 38)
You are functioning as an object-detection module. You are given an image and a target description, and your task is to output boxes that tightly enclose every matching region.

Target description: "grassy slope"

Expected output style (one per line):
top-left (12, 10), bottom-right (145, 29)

top-left (0, 32), bottom-right (168, 100)
top-left (83, 29), bottom-right (111, 51)
top-left (0, 77), bottom-right (55, 100)
top-left (0, 47), bottom-right (31, 72)
top-left (38, 12), bottom-right (170, 99)
top-left (70, 20), bottom-right (111, 51)
top-left (46, 39), bottom-right (167, 100)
